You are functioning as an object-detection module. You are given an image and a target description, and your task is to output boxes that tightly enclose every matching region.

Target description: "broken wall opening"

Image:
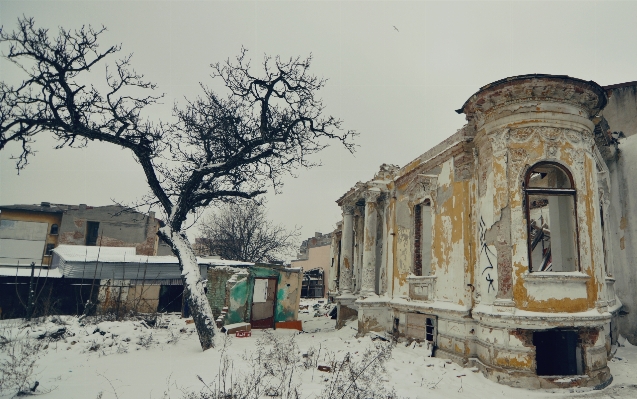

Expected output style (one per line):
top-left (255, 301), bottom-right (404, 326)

top-left (533, 329), bottom-right (582, 376)
top-left (405, 312), bottom-right (437, 346)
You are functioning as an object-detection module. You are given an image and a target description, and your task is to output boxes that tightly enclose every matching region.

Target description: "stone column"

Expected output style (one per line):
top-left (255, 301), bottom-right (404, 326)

top-left (360, 190), bottom-right (381, 296)
top-left (338, 205), bottom-right (355, 295)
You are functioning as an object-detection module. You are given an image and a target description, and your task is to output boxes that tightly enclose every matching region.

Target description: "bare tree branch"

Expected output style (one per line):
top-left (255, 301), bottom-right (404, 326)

top-left (0, 17), bottom-right (356, 351)
top-left (197, 202), bottom-right (300, 263)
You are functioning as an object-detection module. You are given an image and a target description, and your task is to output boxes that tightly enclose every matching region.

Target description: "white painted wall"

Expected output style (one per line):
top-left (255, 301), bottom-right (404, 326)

top-left (0, 220), bottom-right (48, 266)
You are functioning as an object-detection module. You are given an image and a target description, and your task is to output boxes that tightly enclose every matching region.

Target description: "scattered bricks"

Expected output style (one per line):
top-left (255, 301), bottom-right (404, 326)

top-left (235, 331), bottom-right (252, 338)
top-left (221, 322), bottom-right (251, 334)
top-left (317, 365), bottom-right (332, 372)
top-left (275, 320), bottom-right (303, 331)
top-left (185, 319), bottom-right (195, 325)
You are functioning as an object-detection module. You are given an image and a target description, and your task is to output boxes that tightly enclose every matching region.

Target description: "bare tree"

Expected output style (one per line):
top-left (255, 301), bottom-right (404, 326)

top-left (0, 17), bottom-right (356, 350)
top-left (198, 202), bottom-right (300, 263)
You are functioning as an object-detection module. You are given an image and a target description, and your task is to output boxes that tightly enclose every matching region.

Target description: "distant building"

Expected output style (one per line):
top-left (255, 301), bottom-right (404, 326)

top-left (291, 232), bottom-right (332, 298)
top-left (0, 203), bottom-right (171, 268)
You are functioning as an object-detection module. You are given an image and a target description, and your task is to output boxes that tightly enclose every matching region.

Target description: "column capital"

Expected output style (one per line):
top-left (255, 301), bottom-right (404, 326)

top-left (342, 204), bottom-right (356, 215)
top-left (363, 189), bottom-right (381, 203)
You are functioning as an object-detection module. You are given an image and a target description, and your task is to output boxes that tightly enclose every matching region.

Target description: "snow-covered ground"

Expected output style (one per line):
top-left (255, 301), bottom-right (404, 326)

top-left (1, 300), bottom-right (636, 399)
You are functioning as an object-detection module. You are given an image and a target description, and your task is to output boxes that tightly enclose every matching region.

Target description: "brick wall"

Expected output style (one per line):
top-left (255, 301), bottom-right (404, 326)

top-left (206, 268), bottom-right (236, 318)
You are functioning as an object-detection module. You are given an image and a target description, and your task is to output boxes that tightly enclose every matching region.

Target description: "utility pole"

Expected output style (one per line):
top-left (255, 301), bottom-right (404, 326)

top-left (26, 261), bottom-right (36, 320)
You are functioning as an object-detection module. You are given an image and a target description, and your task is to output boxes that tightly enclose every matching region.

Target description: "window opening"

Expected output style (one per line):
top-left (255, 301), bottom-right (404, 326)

top-left (425, 317), bottom-right (435, 342)
top-left (534, 330), bottom-right (581, 376)
top-left (50, 224), bottom-right (58, 235)
top-left (414, 199), bottom-right (432, 276)
top-left (414, 204), bottom-right (422, 276)
top-left (600, 202), bottom-right (609, 275)
top-left (45, 243), bottom-right (55, 256)
top-left (421, 200), bottom-right (432, 275)
top-left (86, 221), bottom-right (100, 246)
top-left (525, 163), bottom-right (578, 272)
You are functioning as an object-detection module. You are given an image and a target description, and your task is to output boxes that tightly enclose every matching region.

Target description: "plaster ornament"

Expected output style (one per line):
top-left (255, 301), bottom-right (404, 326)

top-left (363, 189), bottom-right (382, 204)
top-left (342, 204), bottom-right (355, 215)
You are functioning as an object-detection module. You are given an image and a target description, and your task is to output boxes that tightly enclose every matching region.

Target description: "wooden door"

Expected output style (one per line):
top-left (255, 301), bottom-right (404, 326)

top-left (250, 277), bottom-right (277, 329)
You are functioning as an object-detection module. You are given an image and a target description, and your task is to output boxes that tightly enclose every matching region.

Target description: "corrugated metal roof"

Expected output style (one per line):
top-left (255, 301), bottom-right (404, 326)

top-left (0, 266), bottom-right (63, 278)
top-left (52, 245), bottom-right (254, 281)
top-left (52, 245), bottom-right (254, 266)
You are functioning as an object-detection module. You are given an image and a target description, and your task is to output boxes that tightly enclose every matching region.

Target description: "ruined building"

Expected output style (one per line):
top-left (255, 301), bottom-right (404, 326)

top-left (0, 203), bottom-right (171, 268)
top-left (291, 232), bottom-right (333, 298)
top-left (329, 74), bottom-right (637, 389)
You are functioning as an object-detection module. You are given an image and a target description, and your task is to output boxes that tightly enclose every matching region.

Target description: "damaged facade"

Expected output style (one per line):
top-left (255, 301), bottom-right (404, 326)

top-left (291, 232), bottom-right (333, 298)
top-left (330, 74), bottom-right (631, 389)
top-left (0, 203), bottom-right (171, 268)
top-left (208, 264), bottom-right (302, 330)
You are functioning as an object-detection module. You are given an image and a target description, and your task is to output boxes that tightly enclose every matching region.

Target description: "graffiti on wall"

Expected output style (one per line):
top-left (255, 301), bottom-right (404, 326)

top-left (479, 217), bottom-right (496, 293)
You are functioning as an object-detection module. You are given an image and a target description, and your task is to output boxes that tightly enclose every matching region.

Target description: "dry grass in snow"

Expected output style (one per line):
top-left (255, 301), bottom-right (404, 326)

top-left (1, 300), bottom-right (636, 398)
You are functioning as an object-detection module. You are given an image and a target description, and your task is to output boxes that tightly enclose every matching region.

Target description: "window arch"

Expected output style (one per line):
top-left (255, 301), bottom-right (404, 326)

top-left (525, 162), bottom-right (578, 272)
top-left (50, 224), bottom-right (58, 235)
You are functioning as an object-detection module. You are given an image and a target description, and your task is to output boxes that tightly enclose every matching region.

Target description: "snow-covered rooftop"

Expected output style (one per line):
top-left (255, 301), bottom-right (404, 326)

top-left (52, 245), bottom-right (253, 267)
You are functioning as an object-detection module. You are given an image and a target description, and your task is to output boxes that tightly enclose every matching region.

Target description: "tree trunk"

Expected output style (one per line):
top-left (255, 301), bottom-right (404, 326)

top-left (158, 226), bottom-right (216, 350)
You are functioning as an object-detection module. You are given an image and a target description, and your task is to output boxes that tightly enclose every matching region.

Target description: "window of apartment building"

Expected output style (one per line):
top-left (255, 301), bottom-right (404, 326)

top-left (414, 200), bottom-right (432, 276)
top-left (50, 224), bottom-right (58, 235)
top-left (86, 221), bottom-right (100, 246)
top-left (45, 243), bottom-right (55, 256)
top-left (525, 163), bottom-right (578, 272)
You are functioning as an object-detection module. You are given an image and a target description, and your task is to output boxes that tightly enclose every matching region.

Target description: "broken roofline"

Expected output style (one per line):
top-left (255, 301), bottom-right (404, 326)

top-left (335, 127), bottom-right (473, 205)
top-left (335, 74), bottom-right (613, 204)
top-left (456, 73), bottom-right (607, 115)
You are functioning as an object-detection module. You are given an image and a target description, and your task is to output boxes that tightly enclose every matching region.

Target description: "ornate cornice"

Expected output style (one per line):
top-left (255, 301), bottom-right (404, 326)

top-left (458, 75), bottom-right (607, 127)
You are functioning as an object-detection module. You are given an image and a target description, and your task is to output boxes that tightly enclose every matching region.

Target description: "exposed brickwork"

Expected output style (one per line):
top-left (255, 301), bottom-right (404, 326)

top-left (206, 268), bottom-right (236, 318)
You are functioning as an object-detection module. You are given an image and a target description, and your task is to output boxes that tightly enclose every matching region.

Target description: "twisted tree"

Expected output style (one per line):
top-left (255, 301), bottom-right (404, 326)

top-left (0, 17), bottom-right (355, 350)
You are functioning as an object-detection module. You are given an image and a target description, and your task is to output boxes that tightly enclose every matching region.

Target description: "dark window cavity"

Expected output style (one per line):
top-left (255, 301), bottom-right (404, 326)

top-left (86, 221), bottom-right (100, 246)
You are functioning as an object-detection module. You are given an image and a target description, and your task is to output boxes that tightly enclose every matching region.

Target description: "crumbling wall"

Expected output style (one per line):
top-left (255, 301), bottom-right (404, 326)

top-left (607, 134), bottom-right (637, 343)
top-left (429, 158), bottom-right (472, 307)
top-left (276, 269), bottom-right (301, 322)
top-left (207, 267), bottom-right (238, 318)
top-left (59, 205), bottom-right (160, 255)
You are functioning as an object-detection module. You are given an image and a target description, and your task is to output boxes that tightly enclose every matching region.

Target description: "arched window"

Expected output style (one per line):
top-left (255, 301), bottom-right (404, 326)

top-left (525, 162), bottom-right (578, 272)
top-left (50, 224), bottom-right (58, 235)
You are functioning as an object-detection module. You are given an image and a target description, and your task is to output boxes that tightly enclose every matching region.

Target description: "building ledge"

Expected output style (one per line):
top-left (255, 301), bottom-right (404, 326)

top-left (524, 271), bottom-right (590, 283)
top-left (473, 303), bottom-right (611, 328)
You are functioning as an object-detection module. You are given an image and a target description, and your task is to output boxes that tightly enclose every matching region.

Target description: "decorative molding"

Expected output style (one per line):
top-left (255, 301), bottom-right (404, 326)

top-left (462, 77), bottom-right (606, 127)
top-left (342, 204), bottom-right (355, 215)
top-left (408, 275), bottom-right (437, 302)
top-left (505, 126), bottom-right (592, 145)
top-left (363, 189), bottom-right (381, 203)
top-left (488, 128), bottom-right (510, 155)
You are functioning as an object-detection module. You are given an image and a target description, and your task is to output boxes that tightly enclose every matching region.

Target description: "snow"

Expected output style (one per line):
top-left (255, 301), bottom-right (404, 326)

top-left (2, 301), bottom-right (637, 398)
top-left (0, 266), bottom-right (63, 278)
top-left (52, 245), bottom-right (252, 267)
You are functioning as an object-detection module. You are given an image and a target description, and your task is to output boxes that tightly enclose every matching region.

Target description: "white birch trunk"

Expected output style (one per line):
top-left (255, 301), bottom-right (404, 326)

top-left (158, 226), bottom-right (216, 350)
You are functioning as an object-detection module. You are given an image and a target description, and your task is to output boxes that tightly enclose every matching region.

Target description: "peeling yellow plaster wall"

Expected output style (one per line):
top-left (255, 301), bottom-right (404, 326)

top-left (511, 138), bottom-right (601, 312)
top-left (430, 159), bottom-right (472, 305)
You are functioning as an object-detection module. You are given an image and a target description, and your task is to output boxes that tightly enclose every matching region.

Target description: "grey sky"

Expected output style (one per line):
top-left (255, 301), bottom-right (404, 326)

top-left (1, 0), bottom-right (636, 252)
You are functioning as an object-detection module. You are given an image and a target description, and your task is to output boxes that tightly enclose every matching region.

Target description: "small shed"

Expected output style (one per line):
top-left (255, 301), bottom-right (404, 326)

top-left (213, 264), bottom-right (302, 329)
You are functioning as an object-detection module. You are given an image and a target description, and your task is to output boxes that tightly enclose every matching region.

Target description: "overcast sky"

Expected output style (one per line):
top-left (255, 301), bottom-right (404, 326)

top-left (2, 0), bottom-right (636, 255)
